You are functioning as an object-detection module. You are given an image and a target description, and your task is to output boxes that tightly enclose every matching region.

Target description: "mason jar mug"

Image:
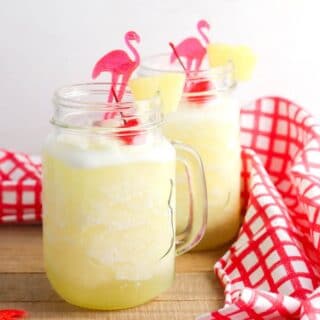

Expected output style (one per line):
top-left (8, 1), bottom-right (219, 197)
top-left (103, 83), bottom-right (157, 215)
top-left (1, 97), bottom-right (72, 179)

top-left (140, 56), bottom-right (241, 250)
top-left (42, 83), bottom-right (207, 310)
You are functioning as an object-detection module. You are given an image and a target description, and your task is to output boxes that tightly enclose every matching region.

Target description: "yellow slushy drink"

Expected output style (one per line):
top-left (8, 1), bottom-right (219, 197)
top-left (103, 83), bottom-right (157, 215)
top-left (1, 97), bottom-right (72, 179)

top-left (43, 133), bottom-right (176, 309)
top-left (164, 93), bottom-right (241, 250)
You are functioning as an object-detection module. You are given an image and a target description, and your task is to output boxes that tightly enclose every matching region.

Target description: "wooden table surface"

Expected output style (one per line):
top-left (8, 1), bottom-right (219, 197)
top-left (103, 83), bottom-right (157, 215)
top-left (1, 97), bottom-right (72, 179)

top-left (0, 225), bottom-right (226, 319)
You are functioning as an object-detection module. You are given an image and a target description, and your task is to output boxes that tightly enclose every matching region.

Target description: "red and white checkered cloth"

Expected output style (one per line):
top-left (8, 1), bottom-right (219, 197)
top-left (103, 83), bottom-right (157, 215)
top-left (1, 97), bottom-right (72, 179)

top-left (198, 97), bottom-right (320, 320)
top-left (0, 151), bottom-right (41, 223)
top-left (1, 97), bottom-right (320, 319)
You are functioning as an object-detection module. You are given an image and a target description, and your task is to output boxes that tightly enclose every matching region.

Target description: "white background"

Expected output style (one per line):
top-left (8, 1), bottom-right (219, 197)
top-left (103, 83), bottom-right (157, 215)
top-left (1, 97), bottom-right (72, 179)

top-left (0, 0), bottom-right (319, 154)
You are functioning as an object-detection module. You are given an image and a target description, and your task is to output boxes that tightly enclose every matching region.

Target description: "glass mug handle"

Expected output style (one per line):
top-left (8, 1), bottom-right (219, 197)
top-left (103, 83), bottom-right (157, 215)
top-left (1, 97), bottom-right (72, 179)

top-left (172, 141), bottom-right (207, 255)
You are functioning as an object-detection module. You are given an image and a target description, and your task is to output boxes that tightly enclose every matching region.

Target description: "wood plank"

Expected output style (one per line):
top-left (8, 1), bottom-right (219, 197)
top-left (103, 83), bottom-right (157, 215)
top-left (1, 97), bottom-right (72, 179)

top-left (0, 226), bottom-right (228, 273)
top-left (0, 225), bottom-right (43, 273)
top-left (0, 301), bottom-right (221, 320)
top-left (176, 249), bottom-right (227, 273)
top-left (0, 272), bottom-right (224, 303)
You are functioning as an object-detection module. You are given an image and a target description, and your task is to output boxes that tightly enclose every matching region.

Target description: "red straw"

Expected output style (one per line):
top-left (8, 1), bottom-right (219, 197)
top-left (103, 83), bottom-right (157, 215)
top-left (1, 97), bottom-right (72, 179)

top-left (111, 86), bottom-right (119, 103)
top-left (110, 86), bottom-right (127, 124)
top-left (169, 42), bottom-right (187, 73)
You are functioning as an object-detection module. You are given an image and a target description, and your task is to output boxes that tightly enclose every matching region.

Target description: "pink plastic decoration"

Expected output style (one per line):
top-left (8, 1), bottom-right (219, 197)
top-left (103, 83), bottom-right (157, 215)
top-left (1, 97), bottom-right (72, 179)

top-left (0, 309), bottom-right (27, 320)
top-left (170, 19), bottom-right (210, 72)
top-left (92, 31), bottom-right (141, 102)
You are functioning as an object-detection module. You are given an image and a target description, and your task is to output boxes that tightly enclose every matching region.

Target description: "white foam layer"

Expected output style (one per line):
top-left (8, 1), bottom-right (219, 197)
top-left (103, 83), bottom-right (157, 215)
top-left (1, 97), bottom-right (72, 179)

top-left (44, 133), bottom-right (175, 168)
top-left (167, 96), bottom-right (239, 124)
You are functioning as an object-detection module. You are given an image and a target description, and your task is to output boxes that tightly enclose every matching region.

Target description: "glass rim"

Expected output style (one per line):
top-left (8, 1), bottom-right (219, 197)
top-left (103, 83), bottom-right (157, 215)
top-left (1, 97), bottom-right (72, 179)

top-left (52, 82), bottom-right (163, 133)
top-left (53, 82), bottom-right (152, 111)
top-left (139, 53), bottom-right (234, 77)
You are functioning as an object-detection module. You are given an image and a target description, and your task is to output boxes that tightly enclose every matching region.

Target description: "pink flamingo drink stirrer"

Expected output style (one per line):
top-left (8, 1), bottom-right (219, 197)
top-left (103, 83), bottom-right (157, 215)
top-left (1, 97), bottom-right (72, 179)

top-left (91, 31), bottom-right (142, 144)
top-left (92, 31), bottom-right (141, 103)
top-left (170, 19), bottom-right (210, 73)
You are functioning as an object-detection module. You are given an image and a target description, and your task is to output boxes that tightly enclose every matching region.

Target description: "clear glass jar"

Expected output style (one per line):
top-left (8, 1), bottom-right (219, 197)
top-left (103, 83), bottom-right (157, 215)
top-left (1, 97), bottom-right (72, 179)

top-left (140, 54), bottom-right (241, 250)
top-left (42, 83), bottom-right (207, 310)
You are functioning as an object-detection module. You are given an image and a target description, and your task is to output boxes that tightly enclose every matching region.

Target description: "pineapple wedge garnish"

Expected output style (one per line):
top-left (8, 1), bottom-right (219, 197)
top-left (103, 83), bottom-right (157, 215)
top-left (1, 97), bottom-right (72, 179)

top-left (207, 43), bottom-right (256, 81)
top-left (128, 76), bottom-right (159, 100)
top-left (129, 73), bottom-right (185, 114)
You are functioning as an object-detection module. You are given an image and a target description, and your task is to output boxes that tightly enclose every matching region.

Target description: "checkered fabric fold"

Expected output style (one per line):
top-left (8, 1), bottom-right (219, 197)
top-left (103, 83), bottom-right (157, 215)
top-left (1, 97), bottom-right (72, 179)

top-left (198, 97), bottom-right (320, 320)
top-left (0, 150), bottom-right (42, 222)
